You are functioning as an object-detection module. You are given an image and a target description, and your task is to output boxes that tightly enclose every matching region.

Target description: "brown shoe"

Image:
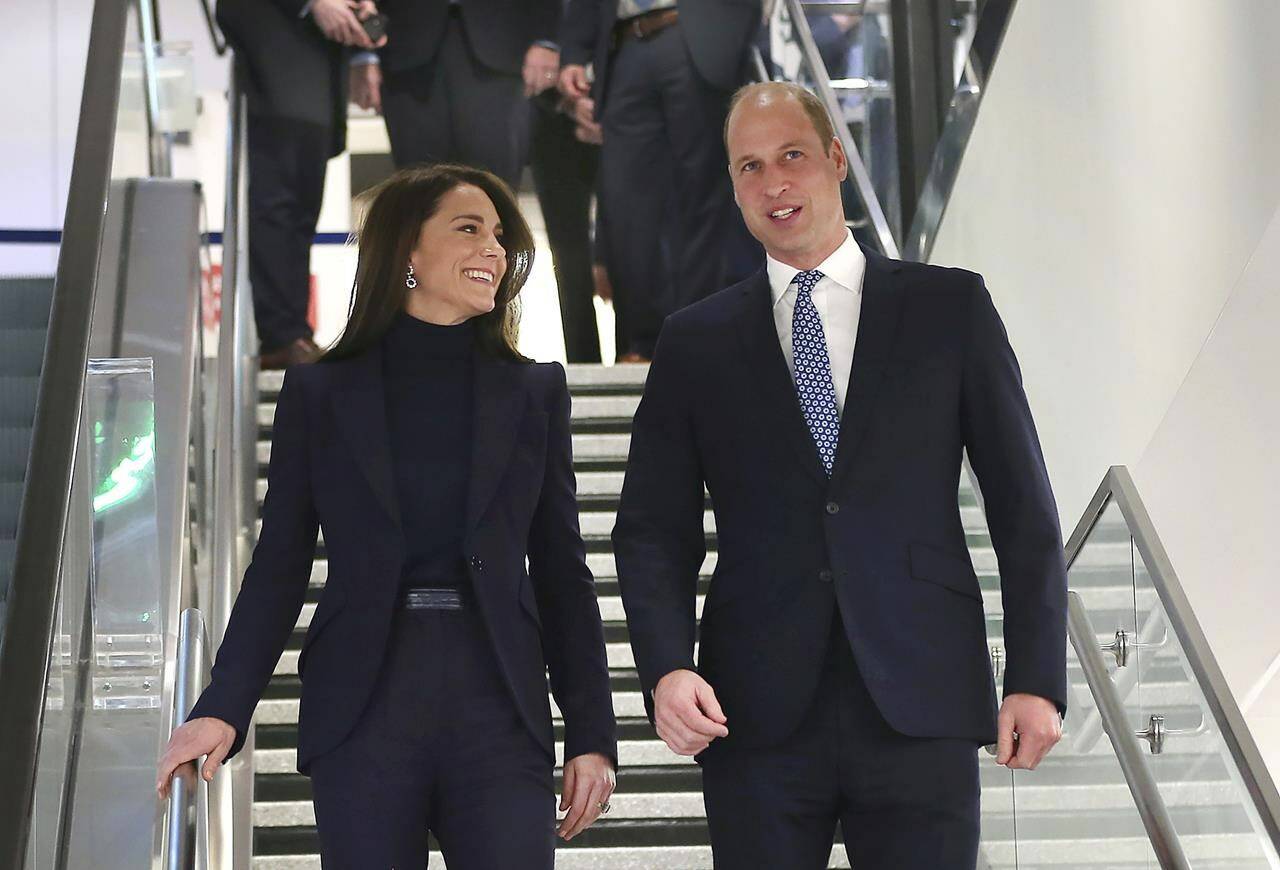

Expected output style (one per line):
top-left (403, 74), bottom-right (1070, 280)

top-left (260, 337), bottom-right (322, 370)
top-left (617, 352), bottom-right (651, 364)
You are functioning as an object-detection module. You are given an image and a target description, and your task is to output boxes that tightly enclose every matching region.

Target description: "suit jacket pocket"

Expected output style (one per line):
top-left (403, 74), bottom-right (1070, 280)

top-left (909, 541), bottom-right (982, 602)
top-left (299, 585), bottom-right (347, 678)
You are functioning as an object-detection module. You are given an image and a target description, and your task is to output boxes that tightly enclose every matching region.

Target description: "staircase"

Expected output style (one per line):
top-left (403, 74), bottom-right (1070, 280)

top-left (248, 363), bottom-right (1268, 869)
top-left (0, 277), bottom-right (54, 638)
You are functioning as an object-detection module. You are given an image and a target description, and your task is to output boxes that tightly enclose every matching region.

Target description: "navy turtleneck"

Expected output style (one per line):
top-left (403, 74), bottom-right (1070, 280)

top-left (381, 310), bottom-right (475, 590)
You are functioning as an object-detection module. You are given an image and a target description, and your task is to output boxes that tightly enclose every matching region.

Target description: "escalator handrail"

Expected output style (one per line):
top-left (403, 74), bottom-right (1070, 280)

top-left (196, 0), bottom-right (227, 56)
top-left (0, 0), bottom-right (133, 862)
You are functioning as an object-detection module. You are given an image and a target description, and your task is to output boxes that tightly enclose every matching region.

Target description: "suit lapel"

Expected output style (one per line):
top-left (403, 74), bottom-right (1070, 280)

top-left (466, 350), bottom-right (529, 532)
top-left (734, 270), bottom-right (829, 487)
top-left (330, 348), bottom-right (401, 528)
top-left (829, 246), bottom-right (905, 489)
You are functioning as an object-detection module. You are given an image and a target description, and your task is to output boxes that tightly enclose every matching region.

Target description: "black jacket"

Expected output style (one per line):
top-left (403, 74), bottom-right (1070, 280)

top-left (560, 0), bottom-right (762, 109)
top-left (189, 348), bottom-right (617, 773)
top-left (613, 248), bottom-right (1068, 754)
top-left (217, 0), bottom-right (348, 156)
top-left (377, 0), bottom-right (560, 74)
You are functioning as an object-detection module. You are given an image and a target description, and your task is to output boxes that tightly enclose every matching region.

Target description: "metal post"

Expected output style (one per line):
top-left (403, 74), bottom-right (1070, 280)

top-left (136, 0), bottom-right (172, 177)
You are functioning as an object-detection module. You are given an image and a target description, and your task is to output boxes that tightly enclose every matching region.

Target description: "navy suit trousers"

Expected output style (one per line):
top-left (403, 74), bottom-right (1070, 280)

top-left (700, 613), bottom-right (982, 870)
top-left (308, 606), bottom-right (556, 868)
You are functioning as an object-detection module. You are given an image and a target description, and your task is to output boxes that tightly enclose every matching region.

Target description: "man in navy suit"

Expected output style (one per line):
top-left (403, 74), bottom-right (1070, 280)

top-left (349, 0), bottom-right (561, 185)
top-left (557, 0), bottom-right (763, 361)
top-left (613, 81), bottom-right (1067, 868)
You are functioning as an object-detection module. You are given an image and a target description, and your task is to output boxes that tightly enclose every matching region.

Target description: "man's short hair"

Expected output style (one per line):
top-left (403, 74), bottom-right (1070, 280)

top-left (724, 82), bottom-right (837, 156)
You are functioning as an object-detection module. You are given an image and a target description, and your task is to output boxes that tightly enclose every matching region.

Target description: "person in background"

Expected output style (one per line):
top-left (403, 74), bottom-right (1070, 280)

top-left (349, 0), bottom-right (560, 186)
top-left (529, 82), bottom-right (607, 363)
top-left (157, 165), bottom-right (617, 867)
top-left (558, 0), bottom-right (764, 362)
top-left (216, 0), bottom-right (384, 369)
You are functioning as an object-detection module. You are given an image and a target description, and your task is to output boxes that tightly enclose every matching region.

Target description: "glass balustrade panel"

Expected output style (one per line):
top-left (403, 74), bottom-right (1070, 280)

top-left (1130, 541), bottom-right (1280, 869)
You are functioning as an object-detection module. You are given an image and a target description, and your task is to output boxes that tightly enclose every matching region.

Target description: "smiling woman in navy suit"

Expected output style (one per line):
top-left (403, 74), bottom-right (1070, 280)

top-left (157, 164), bottom-right (618, 867)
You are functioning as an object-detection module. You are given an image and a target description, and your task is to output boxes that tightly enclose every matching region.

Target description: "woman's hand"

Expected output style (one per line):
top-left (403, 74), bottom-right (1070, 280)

top-left (557, 752), bottom-right (616, 841)
top-left (155, 717), bottom-right (237, 799)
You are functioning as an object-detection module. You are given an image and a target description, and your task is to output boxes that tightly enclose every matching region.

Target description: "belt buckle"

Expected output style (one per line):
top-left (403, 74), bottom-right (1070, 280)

top-left (631, 17), bottom-right (645, 40)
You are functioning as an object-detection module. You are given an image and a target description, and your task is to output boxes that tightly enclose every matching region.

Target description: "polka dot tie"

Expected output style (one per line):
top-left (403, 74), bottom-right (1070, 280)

top-left (791, 270), bottom-right (840, 475)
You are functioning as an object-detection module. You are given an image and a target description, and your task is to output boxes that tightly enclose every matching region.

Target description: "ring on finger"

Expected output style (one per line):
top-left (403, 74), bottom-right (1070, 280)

top-left (598, 801), bottom-right (611, 813)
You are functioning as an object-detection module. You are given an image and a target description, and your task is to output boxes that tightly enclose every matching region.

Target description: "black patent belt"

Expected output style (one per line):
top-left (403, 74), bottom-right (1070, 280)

top-left (400, 587), bottom-right (467, 611)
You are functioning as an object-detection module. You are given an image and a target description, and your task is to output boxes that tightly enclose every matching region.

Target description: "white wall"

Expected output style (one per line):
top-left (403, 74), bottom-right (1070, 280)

top-left (930, 2), bottom-right (1280, 529)
top-left (0, 0), bottom-right (94, 275)
top-left (929, 2), bottom-right (1280, 775)
top-left (1133, 202), bottom-right (1280, 777)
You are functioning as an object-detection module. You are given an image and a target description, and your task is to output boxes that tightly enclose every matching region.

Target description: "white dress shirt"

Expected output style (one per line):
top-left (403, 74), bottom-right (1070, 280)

top-left (765, 229), bottom-right (866, 416)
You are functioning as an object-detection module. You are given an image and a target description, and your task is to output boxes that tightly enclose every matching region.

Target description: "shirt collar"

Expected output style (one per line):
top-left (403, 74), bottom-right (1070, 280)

top-left (766, 228), bottom-right (866, 307)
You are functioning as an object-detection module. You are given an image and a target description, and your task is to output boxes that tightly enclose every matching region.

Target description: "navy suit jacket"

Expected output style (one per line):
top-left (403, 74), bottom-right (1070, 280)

top-left (613, 248), bottom-right (1068, 752)
top-left (189, 348), bottom-right (617, 773)
top-left (377, 0), bottom-right (560, 74)
top-left (559, 0), bottom-right (762, 110)
top-left (217, 0), bottom-right (348, 155)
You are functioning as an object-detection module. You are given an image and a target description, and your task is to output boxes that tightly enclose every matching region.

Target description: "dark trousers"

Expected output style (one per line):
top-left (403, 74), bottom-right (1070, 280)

top-left (529, 98), bottom-right (603, 363)
top-left (308, 605), bottom-right (556, 868)
top-left (701, 618), bottom-right (981, 869)
top-left (599, 22), bottom-right (758, 357)
top-left (246, 113), bottom-right (328, 353)
top-left (381, 11), bottom-right (528, 186)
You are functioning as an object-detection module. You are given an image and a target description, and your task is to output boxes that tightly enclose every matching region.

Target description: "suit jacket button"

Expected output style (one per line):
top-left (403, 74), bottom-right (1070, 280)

top-left (825, 501), bottom-right (840, 515)
top-left (818, 569), bottom-right (834, 583)
top-left (470, 556), bottom-right (483, 571)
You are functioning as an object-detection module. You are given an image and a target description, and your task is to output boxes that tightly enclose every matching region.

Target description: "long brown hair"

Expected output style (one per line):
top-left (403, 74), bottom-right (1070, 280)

top-left (322, 164), bottom-right (535, 363)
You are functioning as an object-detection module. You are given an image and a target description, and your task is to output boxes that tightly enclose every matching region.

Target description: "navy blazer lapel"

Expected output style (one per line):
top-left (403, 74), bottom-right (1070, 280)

top-left (466, 350), bottom-right (529, 532)
top-left (329, 349), bottom-right (401, 528)
top-left (734, 270), bottom-right (829, 487)
top-left (829, 245), bottom-right (905, 489)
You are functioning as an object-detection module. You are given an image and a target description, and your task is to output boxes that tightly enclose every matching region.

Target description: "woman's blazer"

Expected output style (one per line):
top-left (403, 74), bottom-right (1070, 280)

top-left (188, 347), bottom-right (618, 773)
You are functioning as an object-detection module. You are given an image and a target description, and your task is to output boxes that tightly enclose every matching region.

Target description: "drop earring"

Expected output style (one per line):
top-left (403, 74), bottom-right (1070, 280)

top-left (405, 262), bottom-right (417, 289)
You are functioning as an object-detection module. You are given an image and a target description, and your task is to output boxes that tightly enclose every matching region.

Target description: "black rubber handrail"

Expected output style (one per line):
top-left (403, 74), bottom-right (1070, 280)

top-left (198, 0), bottom-right (227, 56)
top-left (0, 0), bottom-right (132, 862)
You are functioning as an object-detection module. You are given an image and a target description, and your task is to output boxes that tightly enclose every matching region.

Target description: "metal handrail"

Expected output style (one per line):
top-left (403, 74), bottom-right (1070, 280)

top-left (164, 608), bottom-right (212, 869)
top-left (1067, 592), bottom-right (1192, 869)
top-left (205, 59), bottom-right (258, 870)
top-left (773, 0), bottom-right (901, 257)
top-left (1065, 466), bottom-right (1280, 849)
top-left (136, 0), bottom-right (172, 177)
top-left (0, 0), bottom-right (132, 861)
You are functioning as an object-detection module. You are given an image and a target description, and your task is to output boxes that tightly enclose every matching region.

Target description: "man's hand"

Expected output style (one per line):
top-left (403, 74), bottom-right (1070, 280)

top-left (311, 0), bottom-right (373, 48)
top-left (523, 45), bottom-right (561, 97)
top-left (558, 63), bottom-right (591, 101)
top-left (653, 669), bottom-right (728, 756)
top-left (996, 693), bottom-right (1062, 770)
top-left (558, 752), bottom-right (616, 841)
top-left (569, 96), bottom-right (603, 145)
top-left (155, 716), bottom-right (237, 799)
top-left (350, 60), bottom-right (382, 113)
